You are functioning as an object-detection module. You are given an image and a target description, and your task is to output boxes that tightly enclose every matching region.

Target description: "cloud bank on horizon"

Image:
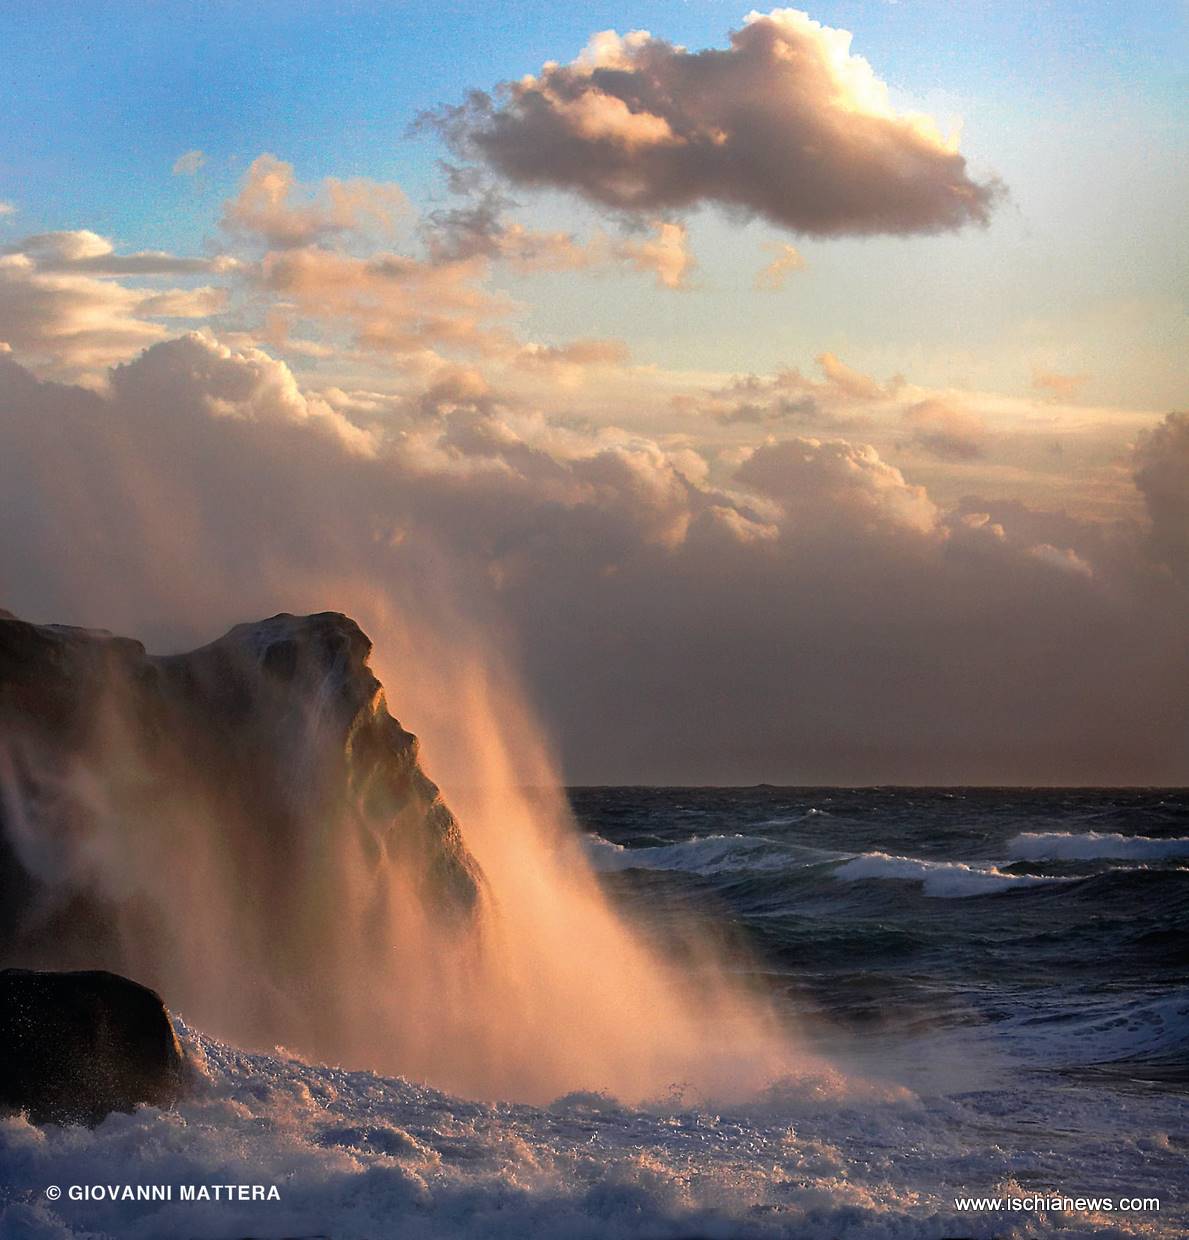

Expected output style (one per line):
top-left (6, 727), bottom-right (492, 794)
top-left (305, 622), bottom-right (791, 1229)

top-left (1, 333), bottom-right (1186, 784)
top-left (0, 6), bottom-right (1184, 783)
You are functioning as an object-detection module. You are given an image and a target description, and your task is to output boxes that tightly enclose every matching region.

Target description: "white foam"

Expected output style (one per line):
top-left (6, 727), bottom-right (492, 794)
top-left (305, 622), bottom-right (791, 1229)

top-left (832, 851), bottom-right (1067, 898)
top-left (997, 993), bottom-right (1189, 1066)
top-left (1, 1022), bottom-right (1178, 1239)
top-left (1007, 831), bottom-right (1189, 862)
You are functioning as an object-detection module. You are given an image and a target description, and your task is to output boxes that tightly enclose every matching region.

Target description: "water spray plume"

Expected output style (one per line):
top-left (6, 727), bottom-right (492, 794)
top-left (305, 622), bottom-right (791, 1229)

top-left (0, 585), bottom-right (807, 1105)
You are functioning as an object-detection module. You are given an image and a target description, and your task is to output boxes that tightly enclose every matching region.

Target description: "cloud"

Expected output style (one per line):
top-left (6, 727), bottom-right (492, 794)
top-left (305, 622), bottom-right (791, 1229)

top-left (422, 181), bottom-right (693, 288)
top-left (1134, 411), bottom-right (1189, 585)
top-left (422, 184), bottom-right (594, 271)
top-left (218, 156), bottom-right (676, 365)
top-left (254, 244), bottom-right (515, 359)
top-left (516, 337), bottom-right (631, 377)
top-left (816, 351), bottom-right (885, 400)
top-left (172, 149), bottom-right (206, 176)
top-left (901, 397), bottom-right (985, 460)
top-left (690, 366), bottom-right (861, 431)
top-left (0, 334), bottom-right (1184, 786)
top-left (1032, 367), bottom-right (1089, 401)
top-left (427, 9), bottom-right (1002, 237)
top-left (9, 230), bottom-right (237, 276)
top-left (0, 202), bottom-right (15, 218)
top-left (616, 220), bottom-right (694, 289)
top-left (0, 238), bottom-right (233, 379)
top-left (737, 436), bottom-right (939, 534)
top-left (134, 287), bottom-right (230, 318)
top-left (221, 154), bottom-right (408, 249)
top-left (754, 242), bottom-right (805, 291)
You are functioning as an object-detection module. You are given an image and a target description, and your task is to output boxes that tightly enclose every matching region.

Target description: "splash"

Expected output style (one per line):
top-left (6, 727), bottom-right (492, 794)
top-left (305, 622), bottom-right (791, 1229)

top-left (353, 593), bottom-right (801, 1102)
top-left (0, 591), bottom-right (805, 1106)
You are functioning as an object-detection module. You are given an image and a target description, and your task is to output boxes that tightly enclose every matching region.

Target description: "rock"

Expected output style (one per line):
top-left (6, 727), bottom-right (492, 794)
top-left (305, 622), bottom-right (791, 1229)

top-left (0, 968), bottom-right (186, 1125)
top-left (0, 610), bottom-right (486, 1059)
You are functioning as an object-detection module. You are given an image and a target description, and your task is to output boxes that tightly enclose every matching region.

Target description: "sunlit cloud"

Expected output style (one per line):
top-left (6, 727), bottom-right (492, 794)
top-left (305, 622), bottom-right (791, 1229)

top-left (0, 232), bottom-right (234, 378)
top-left (754, 242), bottom-right (806, 291)
top-left (816, 351), bottom-right (887, 400)
top-left (1032, 366), bottom-right (1090, 401)
top-left (221, 153), bottom-right (409, 249)
top-left (427, 9), bottom-right (1002, 238)
top-left (1, 336), bottom-right (1184, 783)
top-left (901, 397), bottom-right (986, 461)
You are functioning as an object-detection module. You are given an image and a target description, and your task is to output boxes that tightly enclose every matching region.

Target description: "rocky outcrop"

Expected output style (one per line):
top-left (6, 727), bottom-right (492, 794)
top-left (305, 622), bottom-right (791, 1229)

top-left (0, 610), bottom-right (485, 1058)
top-left (0, 968), bottom-right (187, 1125)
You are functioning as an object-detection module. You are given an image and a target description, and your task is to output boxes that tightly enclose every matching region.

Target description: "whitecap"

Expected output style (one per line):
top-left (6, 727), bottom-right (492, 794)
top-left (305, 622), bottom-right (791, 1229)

top-left (831, 851), bottom-right (1068, 898)
top-left (1006, 830), bottom-right (1189, 863)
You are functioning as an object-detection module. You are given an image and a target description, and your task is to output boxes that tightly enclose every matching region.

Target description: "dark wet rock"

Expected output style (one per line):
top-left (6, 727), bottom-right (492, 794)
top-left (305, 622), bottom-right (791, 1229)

top-left (0, 610), bottom-right (485, 1054)
top-left (0, 968), bottom-right (186, 1125)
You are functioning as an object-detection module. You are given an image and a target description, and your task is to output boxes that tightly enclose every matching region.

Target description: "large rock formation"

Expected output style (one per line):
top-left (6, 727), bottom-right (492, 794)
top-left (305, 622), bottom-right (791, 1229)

top-left (0, 610), bottom-right (485, 1061)
top-left (0, 968), bottom-right (187, 1125)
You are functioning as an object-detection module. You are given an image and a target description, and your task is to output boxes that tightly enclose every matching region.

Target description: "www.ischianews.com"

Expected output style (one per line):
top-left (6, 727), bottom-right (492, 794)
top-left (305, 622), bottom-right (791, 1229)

top-left (954, 1193), bottom-right (1161, 1213)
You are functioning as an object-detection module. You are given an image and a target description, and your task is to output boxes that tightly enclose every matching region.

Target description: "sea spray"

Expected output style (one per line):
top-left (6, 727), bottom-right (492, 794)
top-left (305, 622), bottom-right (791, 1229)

top-left (0, 600), bottom-right (805, 1105)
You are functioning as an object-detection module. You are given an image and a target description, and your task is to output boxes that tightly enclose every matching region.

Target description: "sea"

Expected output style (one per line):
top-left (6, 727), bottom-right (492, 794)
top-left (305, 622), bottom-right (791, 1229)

top-left (3, 787), bottom-right (1187, 1239)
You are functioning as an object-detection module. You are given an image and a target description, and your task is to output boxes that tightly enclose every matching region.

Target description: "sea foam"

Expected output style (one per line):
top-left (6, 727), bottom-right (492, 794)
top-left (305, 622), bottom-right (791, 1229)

top-left (1006, 831), bottom-right (1189, 863)
top-left (1, 1021), bottom-right (1178, 1240)
top-left (832, 851), bottom-right (1067, 898)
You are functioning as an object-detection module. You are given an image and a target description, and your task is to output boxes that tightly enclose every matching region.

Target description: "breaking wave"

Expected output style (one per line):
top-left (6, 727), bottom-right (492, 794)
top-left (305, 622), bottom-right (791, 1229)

top-left (831, 851), bottom-right (1070, 898)
top-left (1007, 831), bottom-right (1189, 863)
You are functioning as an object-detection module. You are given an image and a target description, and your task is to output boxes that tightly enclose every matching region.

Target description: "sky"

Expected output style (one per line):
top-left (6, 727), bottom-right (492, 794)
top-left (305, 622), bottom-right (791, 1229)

top-left (0, 2), bottom-right (1186, 783)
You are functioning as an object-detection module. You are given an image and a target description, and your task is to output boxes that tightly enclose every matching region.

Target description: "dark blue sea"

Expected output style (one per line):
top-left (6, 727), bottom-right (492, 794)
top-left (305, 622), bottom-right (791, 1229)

top-left (575, 787), bottom-right (1189, 1086)
top-left (8, 787), bottom-right (1187, 1238)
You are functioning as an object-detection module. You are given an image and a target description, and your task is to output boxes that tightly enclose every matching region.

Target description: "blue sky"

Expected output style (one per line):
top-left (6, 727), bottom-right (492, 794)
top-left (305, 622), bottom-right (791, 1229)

top-left (2, 3), bottom-right (1188, 783)
top-left (1, 2), bottom-right (1184, 406)
top-left (2, 1), bottom-right (1181, 210)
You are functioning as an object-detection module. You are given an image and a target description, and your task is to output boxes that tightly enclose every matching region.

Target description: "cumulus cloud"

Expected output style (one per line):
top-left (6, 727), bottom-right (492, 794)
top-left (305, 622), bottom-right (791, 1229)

top-left (254, 244), bottom-right (515, 359)
top-left (0, 334), bottom-right (1184, 786)
top-left (423, 186), bottom-right (593, 271)
top-left (516, 338), bottom-right (631, 381)
top-left (1134, 411), bottom-right (1189, 585)
top-left (737, 436), bottom-right (938, 534)
top-left (172, 149), bottom-right (206, 176)
top-left (1032, 367), bottom-right (1089, 401)
top-left (690, 366), bottom-right (863, 432)
top-left (754, 242), bottom-right (805, 291)
top-left (0, 202), bottom-right (15, 218)
top-left (616, 220), bottom-right (694, 288)
top-left (0, 233), bottom-right (233, 377)
top-left (222, 154), bottom-right (408, 249)
top-left (427, 9), bottom-right (1001, 237)
top-left (816, 351), bottom-right (886, 400)
top-left (901, 397), bottom-right (986, 461)
top-left (422, 181), bottom-right (693, 288)
top-left (215, 156), bottom-right (677, 365)
top-left (8, 230), bottom-right (236, 276)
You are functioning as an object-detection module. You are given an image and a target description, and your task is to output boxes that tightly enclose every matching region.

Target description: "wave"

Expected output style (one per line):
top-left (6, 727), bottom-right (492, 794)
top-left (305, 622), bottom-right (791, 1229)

top-left (998, 993), bottom-right (1189, 1069)
top-left (4, 1021), bottom-right (1175, 1239)
top-left (1007, 830), bottom-right (1189, 862)
top-left (831, 851), bottom-right (1069, 898)
top-left (584, 832), bottom-right (835, 877)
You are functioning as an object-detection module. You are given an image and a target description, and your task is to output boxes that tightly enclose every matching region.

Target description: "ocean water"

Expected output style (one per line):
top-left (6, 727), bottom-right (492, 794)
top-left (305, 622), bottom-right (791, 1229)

top-left (3, 788), bottom-right (1187, 1239)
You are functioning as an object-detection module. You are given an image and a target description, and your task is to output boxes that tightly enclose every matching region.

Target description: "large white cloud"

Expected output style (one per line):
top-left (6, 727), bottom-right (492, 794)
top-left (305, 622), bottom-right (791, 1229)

top-left (0, 335), bottom-right (1184, 785)
top-left (428, 9), bottom-right (1002, 237)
